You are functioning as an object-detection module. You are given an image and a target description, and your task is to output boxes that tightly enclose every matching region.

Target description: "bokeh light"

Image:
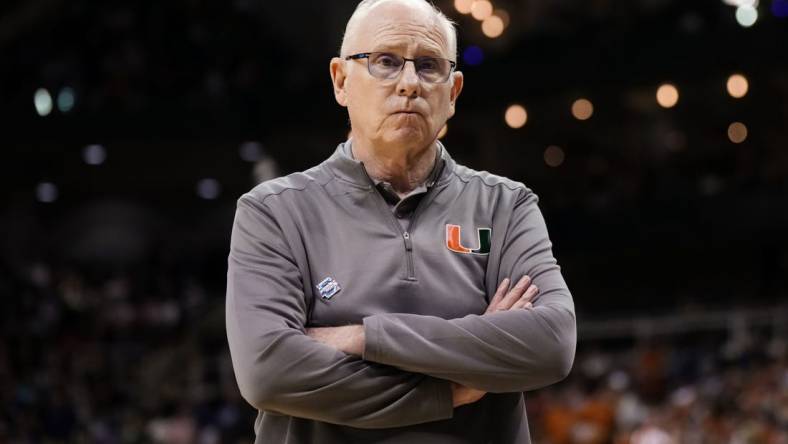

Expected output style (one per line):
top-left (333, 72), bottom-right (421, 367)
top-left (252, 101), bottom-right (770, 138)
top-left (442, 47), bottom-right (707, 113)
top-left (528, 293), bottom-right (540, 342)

top-left (34, 88), bottom-right (53, 116)
top-left (454, 0), bottom-right (473, 14)
top-left (36, 182), bottom-right (58, 203)
top-left (495, 9), bottom-right (511, 28)
top-left (664, 130), bottom-right (688, 152)
top-left (505, 104), bottom-right (528, 129)
top-left (571, 98), bottom-right (594, 120)
top-left (544, 146), bottom-right (565, 167)
top-left (57, 87), bottom-right (76, 113)
top-left (82, 144), bottom-right (107, 166)
top-left (470, 0), bottom-right (494, 21)
top-left (773, 0), bottom-right (788, 17)
top-left (656, 83), bottom-right (679, 108)
top-left (728, 122), bottom-right (748, 143)
top-left (481, 15), bottom-right (504, 38)
top-left (722, 0), bottom-right (758, 6)
top-left (726, 74), bottom-right (749, 98)
top-left (735, 5), bottom-right (758, 26)
top-left (462, 45), bottom-right (484, 66)
top-left (196, 178), bottom-right (221, 200)
top-left (239, 141), bottom-right (264, 162)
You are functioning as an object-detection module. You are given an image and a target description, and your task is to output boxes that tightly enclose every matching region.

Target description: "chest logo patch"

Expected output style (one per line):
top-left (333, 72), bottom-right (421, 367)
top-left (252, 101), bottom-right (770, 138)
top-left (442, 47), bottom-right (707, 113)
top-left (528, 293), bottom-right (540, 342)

top-left (316, 277), bottom-right (341, 300)
top-left (446, 224), bottom-right (491, 255)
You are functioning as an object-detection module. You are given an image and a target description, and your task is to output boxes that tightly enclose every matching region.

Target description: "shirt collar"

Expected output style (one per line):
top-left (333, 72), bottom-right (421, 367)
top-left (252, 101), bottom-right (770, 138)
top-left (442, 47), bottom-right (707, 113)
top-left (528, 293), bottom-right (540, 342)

top-left (330, 138), bottom-right (452, 189)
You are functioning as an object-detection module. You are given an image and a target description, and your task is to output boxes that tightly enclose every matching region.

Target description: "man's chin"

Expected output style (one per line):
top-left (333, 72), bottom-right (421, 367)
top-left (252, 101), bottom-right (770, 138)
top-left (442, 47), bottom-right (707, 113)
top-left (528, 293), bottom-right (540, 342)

top-left (381, 127), bottom-right (430, 145)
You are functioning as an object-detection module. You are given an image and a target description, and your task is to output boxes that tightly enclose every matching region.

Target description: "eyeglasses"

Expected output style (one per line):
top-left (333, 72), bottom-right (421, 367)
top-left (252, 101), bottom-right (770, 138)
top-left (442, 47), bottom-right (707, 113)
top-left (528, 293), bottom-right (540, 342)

top-left (344, 52), bottom-right (457, 84)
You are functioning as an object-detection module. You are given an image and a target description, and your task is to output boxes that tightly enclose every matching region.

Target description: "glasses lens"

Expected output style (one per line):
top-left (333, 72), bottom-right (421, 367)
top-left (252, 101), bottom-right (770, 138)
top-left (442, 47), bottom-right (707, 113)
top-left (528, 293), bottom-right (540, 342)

top-left (366, 52), bottom-right (453, 83)
top-left (368, 53), bottom-right (404, 79)
top-left (415, 57), bottom-right (451, 83)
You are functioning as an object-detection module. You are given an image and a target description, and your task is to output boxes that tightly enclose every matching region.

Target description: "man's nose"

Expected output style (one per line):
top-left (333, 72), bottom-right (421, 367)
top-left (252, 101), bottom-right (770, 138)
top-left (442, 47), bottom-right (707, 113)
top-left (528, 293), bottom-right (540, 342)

top-left (396, 60), bottom-right (421, 97)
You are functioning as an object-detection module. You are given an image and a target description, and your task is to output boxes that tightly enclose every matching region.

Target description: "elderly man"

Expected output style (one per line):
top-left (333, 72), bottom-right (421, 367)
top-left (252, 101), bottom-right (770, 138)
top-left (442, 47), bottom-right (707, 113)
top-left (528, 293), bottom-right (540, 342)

top-left (225, 0), bottom-right (576, 442)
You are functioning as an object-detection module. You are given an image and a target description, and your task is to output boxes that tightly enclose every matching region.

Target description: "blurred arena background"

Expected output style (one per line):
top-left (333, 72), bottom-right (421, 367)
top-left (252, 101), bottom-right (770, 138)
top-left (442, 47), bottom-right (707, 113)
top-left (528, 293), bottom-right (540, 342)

top-left (1, 0), bottom-right (787, 442)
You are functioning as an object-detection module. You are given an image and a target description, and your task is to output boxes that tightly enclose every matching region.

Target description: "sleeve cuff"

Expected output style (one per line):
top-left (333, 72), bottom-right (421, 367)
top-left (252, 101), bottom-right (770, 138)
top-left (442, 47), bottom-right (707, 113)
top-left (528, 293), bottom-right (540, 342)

top-left (429, 377), bottom-right (455, 420)
top-left (364, 316), bottom-right (454, 421)
top-left (362, 315), bottom-right (381, 362)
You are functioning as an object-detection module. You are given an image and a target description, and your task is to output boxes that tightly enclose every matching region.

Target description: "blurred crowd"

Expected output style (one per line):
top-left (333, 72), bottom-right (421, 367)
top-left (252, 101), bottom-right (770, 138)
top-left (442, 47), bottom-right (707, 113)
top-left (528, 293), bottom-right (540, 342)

top-left (1, 259), bottom-right (785, 443)
top-left (0, 261), bottom-right (254, 444)
top-left (528, 339), bottom-right (787, 444)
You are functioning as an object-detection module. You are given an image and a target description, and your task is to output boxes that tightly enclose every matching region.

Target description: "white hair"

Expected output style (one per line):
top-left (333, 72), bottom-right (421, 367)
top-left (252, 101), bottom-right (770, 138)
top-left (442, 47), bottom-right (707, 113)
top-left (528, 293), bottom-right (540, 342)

top-left (340, 0), bottom-right (458, 60)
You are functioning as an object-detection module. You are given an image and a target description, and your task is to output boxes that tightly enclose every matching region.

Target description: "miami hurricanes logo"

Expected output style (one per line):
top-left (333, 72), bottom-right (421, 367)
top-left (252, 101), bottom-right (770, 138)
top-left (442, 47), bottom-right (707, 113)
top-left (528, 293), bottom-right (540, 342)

top-left (445, 224), bottom-right (491, 255)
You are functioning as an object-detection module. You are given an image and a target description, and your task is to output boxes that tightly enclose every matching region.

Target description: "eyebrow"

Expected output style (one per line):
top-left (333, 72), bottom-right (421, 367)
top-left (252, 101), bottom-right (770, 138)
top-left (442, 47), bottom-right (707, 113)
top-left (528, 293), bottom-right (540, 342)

top-left (370, 43), bottom-right (445, 58)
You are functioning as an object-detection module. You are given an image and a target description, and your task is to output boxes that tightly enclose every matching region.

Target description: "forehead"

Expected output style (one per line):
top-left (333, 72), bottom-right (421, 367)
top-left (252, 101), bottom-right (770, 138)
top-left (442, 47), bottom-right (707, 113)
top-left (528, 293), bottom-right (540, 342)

top-left (353, 1), bottom-right (450, 57)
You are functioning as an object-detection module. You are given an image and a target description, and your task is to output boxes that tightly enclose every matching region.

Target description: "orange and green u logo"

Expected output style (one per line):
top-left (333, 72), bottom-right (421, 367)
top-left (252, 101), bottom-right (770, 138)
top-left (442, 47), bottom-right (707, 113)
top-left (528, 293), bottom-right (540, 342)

top-left (446, 224), bottom-right (491, 255)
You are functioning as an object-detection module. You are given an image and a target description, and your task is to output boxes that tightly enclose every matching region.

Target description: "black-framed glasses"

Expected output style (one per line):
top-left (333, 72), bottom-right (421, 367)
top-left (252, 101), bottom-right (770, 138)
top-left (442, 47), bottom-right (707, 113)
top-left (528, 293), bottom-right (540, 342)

top-left (345, 52), bottom-right (456, 84)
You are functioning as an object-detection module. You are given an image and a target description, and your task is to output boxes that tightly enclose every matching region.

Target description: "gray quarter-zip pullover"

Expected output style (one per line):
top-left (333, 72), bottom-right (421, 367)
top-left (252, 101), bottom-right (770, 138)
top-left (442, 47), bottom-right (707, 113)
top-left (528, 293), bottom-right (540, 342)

top-left (226, 141), bottom-right (577, 443)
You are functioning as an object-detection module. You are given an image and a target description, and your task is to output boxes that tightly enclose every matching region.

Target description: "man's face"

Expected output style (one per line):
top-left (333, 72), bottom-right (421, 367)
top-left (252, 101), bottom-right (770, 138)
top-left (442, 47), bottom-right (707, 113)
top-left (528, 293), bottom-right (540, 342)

top-left (331, 0), bottom-right (463, 150)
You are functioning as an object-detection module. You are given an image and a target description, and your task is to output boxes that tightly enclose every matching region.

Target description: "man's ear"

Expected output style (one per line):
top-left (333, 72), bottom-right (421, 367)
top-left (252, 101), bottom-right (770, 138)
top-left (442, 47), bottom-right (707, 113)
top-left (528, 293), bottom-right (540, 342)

top-left (447, 70), bottom-right (464, 119)
top-left (330, 57), bottom-right (349, 107)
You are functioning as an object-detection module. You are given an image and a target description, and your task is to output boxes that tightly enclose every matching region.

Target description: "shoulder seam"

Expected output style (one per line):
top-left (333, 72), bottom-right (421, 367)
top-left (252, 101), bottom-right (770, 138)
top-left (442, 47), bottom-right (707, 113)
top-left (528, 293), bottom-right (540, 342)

top-left (242, 169), bottom-right (334, 205)
top-left (451, 169), bottom-right (525, 192)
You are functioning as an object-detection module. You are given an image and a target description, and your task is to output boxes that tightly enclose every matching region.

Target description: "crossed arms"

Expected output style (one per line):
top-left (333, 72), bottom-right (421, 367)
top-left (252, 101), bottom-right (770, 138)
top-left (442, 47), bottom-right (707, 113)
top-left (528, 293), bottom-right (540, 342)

top-left (306, 276), bottom-right (541, 408)
top-left (225, 190), bottom-right (576, 429)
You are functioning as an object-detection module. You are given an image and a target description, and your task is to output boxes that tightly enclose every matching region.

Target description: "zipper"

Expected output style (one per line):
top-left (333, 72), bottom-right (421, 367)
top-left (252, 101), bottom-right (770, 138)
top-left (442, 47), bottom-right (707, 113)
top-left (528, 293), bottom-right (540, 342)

top-left (401, 182), bottom-right (443, 280)
top-left (357, 162), bottom-right (436, 281)
top-left (402, 231), bottom-right (415, 280)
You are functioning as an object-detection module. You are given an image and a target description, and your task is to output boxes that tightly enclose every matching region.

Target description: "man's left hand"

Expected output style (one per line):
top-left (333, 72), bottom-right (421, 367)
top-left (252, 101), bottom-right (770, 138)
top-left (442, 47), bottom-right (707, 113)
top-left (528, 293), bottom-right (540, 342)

top-left (485, 276), bottom-right (539, 314)
top-left (305, 325), bottom-right (365, 356)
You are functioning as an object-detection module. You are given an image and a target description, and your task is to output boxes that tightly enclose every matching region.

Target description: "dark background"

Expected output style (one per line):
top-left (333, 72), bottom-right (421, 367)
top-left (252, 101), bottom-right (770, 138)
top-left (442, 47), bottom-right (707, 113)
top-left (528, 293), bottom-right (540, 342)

top-left (1, 0), bottom-right (786, 442)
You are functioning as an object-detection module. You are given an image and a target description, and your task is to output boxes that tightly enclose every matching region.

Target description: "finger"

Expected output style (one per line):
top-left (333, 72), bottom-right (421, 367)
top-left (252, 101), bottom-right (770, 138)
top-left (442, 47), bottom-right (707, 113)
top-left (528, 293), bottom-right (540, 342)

top-left (491, 278), bottom-right (510, 304)
top-left (496, 275), bottom-right (531, 311)
top-left (525, 284), bottom-right (539, 302)
top-left (512, 284), bottom-right (539, 310)
top-left (512, 293), bottom-right (536, 310)
top-left (485, 278), bottom-right (510, 314)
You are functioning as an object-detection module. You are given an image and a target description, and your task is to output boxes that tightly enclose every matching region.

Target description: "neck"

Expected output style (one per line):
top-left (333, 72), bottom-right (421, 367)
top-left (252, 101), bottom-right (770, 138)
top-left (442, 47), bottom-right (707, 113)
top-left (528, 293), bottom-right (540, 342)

top-left (351, 137), bottom-right (438, 194)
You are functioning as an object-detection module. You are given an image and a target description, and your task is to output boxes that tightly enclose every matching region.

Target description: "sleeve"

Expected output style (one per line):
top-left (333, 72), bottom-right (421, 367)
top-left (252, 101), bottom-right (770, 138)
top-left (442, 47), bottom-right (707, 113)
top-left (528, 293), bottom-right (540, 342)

top-left (361, 188), bottom-right (577, 393)
top-left (226, 194), bottom-right (454, 428)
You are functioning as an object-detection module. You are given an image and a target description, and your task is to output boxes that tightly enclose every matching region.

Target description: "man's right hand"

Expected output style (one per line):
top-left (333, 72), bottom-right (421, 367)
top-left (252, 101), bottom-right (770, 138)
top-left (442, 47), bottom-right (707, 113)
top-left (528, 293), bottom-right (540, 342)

top-left (451, 382), bottom-right (487, 407)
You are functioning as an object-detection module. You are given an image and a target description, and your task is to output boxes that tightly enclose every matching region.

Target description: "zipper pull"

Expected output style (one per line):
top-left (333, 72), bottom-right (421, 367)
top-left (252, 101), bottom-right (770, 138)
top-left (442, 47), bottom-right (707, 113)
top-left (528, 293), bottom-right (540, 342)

top-left (403, 231), bottom-right (413, 251)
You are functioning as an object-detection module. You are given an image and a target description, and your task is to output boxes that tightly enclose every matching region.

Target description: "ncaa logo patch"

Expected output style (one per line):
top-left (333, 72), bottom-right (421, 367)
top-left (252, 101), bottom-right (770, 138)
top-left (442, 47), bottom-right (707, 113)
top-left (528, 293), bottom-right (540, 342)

top-left (446, 224), bottom-right (492, 255)
top-left (316, 277), bottom-right (341, 300)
